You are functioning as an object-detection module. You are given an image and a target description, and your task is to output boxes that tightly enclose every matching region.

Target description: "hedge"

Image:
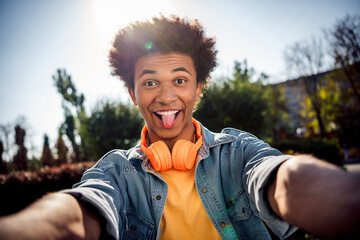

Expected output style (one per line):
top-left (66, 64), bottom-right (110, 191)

top-left (270, 138), bottom-right (342, 166)
top-left (0, 162), bottom-right (95, 216)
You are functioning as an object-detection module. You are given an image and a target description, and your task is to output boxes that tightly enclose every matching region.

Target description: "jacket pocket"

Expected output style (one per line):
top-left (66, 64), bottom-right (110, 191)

top-left (226, 189), bottom-right (252, 222)
top-left (123, 210), bottom-right (155, 240)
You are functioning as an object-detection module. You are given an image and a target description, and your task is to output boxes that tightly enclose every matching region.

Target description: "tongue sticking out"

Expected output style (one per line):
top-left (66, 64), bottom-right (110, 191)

top-left (162, 114), bottom-right (176, 128)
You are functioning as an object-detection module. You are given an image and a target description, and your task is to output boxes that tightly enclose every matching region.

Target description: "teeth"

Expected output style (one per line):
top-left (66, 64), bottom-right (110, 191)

top-left (156, 110), bottom-right (179, 116)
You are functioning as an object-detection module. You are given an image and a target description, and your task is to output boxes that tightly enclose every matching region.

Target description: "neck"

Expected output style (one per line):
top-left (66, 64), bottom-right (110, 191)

top-left (154, 126), bottom-right (196, 152)
top-left (146, 120), bottom-right (197, 152)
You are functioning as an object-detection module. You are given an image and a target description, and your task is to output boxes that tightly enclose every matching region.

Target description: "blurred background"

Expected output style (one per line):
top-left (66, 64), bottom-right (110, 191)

top-left (0, 1), bottom-right (359, 237)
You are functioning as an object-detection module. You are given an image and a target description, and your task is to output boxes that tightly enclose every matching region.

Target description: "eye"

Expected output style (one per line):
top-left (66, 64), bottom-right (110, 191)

top-left (175, 78), bottom-right (186, 84)
top-left (144, 80), bottom-right (156, 87)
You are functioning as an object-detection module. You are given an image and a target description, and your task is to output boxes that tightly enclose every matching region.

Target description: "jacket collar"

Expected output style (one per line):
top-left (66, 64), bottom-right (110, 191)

top-left (196, 122), bottom-right (237, 159)
top-left (128, 120), bottom-right (238, 171)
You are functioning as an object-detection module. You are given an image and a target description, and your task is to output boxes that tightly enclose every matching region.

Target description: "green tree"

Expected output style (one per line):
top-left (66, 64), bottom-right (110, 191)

top-left (194, 60), bottom-right (285, 139)
top-left (41, 134), bottom-right (54, 167)
top-left (83, 100), bottom-right (144, 160)
top-left (263, 83), bottom-right (289, 141)
top-left (53, 69), bottom-right (88, 162)
top-left (62, 115), bottom-right (80, 162)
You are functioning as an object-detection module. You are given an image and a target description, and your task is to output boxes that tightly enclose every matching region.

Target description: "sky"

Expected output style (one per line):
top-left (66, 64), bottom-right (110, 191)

top-left (0, 0), bottom-right (359, 159)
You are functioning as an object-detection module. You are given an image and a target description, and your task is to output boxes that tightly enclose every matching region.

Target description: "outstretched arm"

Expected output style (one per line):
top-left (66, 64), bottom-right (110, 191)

top-left (0, 192), bottom-right (101, 240)
top-left (267, 154), bottom-right (360, 239)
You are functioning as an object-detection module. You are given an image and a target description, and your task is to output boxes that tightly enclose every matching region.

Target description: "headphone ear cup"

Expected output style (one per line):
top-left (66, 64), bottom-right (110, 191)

top-left (149, 141), bottom-right (172, 171)
top-left (172, 140), bottom-right (196, 170)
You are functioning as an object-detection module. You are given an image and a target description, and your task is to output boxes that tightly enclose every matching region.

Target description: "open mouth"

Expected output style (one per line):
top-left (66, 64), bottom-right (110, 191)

top-left (155, 110), bottom-right (180, 128)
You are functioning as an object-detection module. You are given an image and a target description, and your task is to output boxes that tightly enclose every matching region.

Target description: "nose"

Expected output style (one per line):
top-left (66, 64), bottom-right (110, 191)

top-left (156, 85), bottom-right (176, 105)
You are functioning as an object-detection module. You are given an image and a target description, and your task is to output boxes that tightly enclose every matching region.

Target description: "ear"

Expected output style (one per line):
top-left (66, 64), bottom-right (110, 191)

top-left (128, 88), bottom-right (138, 106)
top-left (195, 83), bottom-right (203, 101)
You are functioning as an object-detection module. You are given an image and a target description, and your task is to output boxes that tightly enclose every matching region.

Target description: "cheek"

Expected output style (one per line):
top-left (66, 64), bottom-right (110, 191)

top-left (184, 92), bottom-right (198, 109)
top-left (136, 96), bottom-right (150, 113)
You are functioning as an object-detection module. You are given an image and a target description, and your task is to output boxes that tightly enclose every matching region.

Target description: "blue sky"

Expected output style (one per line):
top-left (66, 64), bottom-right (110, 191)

top-left (0, 0), bottom-right (359, 159)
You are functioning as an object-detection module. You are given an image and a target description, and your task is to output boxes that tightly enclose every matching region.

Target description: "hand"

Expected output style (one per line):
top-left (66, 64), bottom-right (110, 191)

top-left (0, 193), bottom-right (101, 240)
top-left (267, 155), bottom-right (360, 239)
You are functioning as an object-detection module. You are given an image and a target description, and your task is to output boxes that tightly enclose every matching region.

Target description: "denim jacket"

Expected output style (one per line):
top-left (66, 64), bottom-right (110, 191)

top-left (63, 123), bottom-right (297, 240)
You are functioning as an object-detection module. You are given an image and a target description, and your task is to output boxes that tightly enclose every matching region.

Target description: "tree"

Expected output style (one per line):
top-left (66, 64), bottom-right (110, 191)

top-left (320, 69), bottom-right (360, 148)
top-left (300, 73), bottom-right (341, 136)
top-left (83, 100), bottom-right (144, 160)
top-left (264, 83), bottom-right (289, 141)
top-left (53, 69), bottom-right (85, 114)
top-left (324, 14), bottom-right (360, 148)
top-left (55, 129), bottom-right (68, 165)
top-left (326, 14), bottom-right (360, 105)
top-left (53, 69), bottom-right (87, 162)
top-left (194, 60), bottom-right (286, 139)
top-left (13, 124), bottom-right (27, 170)
top-left (0, 140), bottom-right (7, 174)
top-left (62, 115), bottom-right (80, 163)
top-left (41, 134), bottom-right (54, 167)
top-left (284, 36), bottom-right (329, 138)
top-left (0, 123), bottom-right (12, 163)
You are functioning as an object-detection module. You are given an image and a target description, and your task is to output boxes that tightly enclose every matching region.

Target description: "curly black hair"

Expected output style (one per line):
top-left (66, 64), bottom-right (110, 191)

top-left (109, 15), bottom-right (218, 90)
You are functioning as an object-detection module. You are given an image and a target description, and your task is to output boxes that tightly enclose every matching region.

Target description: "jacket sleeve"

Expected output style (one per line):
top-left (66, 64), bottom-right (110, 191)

top-left (240, 133), bottom-right (297, 239)
top-left (61, 152), bottom-right (127, 240)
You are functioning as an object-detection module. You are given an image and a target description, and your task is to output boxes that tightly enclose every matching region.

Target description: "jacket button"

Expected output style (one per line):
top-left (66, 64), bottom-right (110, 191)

top-left (130, 225), bottom-right (136, 231)
top-left (242, 207), bottom-right (246, 214)
top-left (202, 187), bottom-right (207, 193)
top-left (156, 195), bottom-right (162, 200)
top-left (220, 222), bottom-right (226, 228)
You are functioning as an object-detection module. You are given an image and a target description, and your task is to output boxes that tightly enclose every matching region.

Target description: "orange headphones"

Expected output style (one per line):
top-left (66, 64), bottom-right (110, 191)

top-left (140, 119), bottom-right (203, 172)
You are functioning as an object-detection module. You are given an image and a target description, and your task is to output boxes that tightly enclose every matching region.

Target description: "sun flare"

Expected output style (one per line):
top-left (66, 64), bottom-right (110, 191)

top-left (90, 0), bottom-right (173, 42)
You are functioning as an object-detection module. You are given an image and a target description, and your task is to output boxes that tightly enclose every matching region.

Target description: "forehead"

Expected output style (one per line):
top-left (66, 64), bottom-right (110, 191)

top-left (134, 53), bottom-right (196, 75)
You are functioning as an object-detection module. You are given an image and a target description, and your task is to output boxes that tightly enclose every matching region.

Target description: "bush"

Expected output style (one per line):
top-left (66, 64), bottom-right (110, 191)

top-left (0, 162), bottom-right (94, 216)
top-left (270, 138), bottom-right (342, 166)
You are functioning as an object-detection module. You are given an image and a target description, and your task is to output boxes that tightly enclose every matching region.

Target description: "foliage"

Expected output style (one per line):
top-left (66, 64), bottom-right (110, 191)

top-left (0, 162), bottom-right (94, 216)
top-left (0, 140), bottom-right (6, 174)
top-left (322, 14), bottom-right (360, 146)
top-left (194, 60), bottom-right (288, 139)
top-left (263, 83), bottom-right (290, 141)
top-left (53, 69), bottom-right (85, 115)
top-left (55, 129), bottom-right (68, 165)
top-left (270, 138), bottom-right (342, 166)
top-left (336, 110), bottom-right (360, 148)
top-left (0, 123), bottom-right (12, 163)
top-left (13, 124), bottom-right (27, 170)
top-left (299, 73), bottom-right (341, 136)
top-left (82, 100), bottom-right (144, 160)
top-left (284, 37), bottom-right (328, 138)
top-left (326, 14), bottom-right (360, 104)
top-left (41, 134), bottom-right (54, 167)
top-left (53, 69), bottom-right (87, 162)
top-left (284, 14), bottom-right (360, 143)
top-left (62, 115), bottom-right (80, 162)
top-left (27, 157), bottom-right (42, 172)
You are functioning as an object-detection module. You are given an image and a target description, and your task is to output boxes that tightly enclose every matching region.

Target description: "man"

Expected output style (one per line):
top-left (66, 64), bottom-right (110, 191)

top-left (0, 15), bottom-right (359, 240)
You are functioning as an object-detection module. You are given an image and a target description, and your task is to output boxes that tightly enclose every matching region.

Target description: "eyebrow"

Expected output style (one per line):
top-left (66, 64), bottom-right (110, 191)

top-left (172, 67), bottom-right (192, 75)
top-left (138, 69), bottom-right (156, 79)
top-left (138, 67), bottom-right (192, 79)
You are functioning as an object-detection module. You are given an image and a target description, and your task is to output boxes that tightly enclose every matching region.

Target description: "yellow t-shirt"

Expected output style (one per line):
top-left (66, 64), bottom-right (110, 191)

top-left (160, 167), bottom-right (221, 239)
